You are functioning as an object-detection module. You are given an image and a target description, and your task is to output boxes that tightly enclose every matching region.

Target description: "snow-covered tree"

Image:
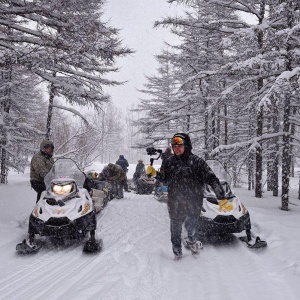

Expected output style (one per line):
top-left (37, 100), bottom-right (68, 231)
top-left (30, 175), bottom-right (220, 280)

top-left (0, 0), bottom-right (132, 180)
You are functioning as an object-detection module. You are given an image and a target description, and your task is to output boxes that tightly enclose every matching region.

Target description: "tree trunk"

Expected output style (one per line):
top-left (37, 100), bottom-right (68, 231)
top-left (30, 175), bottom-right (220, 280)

top-left (46, 81), bottom-right (56, 140)
top-left (255, 104), bottom-right (263, 198)
top-left (281, 93), bottom-right (291, 211)
top-left (204, 101), bottom-right (209, 160)
top-left (0, 59), bottom-right (11, 184)
top-left (255, 2), bottom-right (266, 198)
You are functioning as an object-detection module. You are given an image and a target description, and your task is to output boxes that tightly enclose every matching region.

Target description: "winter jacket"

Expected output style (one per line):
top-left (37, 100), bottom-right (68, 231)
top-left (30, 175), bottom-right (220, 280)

top-left (133, 162), bottom-right (145, 180)
top-left (161, 152), bottom-right (173, 173)
top-left (101, 163), bottom-right (126, 182)
top-left (115, 155), bottom-right (129, 173)
top-left (30, 151), bottom-right (54, 183)
top-left (156, 152), bottom-right (225, 220)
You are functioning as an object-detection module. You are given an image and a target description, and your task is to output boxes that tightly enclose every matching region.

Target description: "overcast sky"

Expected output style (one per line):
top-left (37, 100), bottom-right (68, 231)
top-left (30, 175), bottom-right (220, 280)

top-left (103, 1), bottom-right (184, 109)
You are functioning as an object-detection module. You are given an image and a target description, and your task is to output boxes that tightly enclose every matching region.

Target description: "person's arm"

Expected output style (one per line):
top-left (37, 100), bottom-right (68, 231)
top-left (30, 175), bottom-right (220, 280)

top-left (199, 159), bottom-right (225, 200)
top-left (146, 161), bottom-right (169, 182)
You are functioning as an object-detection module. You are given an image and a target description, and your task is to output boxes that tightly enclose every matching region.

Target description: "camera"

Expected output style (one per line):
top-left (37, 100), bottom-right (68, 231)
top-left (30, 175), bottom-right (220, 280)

top-left (146, 147), bottom-right (162, 156)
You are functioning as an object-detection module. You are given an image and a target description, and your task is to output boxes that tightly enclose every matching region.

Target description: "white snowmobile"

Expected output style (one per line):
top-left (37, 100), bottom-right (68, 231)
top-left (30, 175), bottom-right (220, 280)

top-left (16, 158), bottom-right (103, 254)
top-left (184, 160), bottom-right (267, 249)
top-left (135, 174), bottom-right (156, 195)
top-left (202, 160), bottom-right (266, 248)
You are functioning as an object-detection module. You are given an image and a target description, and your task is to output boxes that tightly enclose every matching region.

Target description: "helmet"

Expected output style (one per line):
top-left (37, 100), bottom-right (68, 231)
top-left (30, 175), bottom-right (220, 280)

top-left (40, 139), bottom-right (54, 151)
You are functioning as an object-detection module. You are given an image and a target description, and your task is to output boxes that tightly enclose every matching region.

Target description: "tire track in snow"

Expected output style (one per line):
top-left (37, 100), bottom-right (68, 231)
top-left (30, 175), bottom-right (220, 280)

top-left (0, 192), bottom-right (298, 300)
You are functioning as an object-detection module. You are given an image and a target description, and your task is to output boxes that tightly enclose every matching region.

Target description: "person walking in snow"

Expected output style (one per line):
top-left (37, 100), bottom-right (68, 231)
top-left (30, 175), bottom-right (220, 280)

top-left (30, 139), bottom-right (55, 203)
top-left (115, 155), bottom-right (131, 192)
top-left (146, 133), bottom-right (227, 260)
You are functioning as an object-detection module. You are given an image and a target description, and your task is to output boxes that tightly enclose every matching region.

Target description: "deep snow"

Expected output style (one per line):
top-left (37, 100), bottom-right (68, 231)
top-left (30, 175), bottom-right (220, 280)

top-left (0, 163), bottom-right (300, 300)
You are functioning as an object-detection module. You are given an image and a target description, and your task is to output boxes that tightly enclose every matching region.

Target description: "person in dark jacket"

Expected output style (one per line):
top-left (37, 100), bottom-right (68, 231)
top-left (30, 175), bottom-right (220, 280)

top-left (115, 155), bottom-right (130, 192)
top-left (133, 159), bottom-right (145, 183)
top-left (146, 133), bottom-right (227, 260)
top-left (99, 163), bottom-right (126, 199)
top-left (30, 139), bottom-right (55, 203)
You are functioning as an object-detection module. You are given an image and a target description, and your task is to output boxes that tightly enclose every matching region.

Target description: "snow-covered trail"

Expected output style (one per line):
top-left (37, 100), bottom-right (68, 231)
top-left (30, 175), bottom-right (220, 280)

top-left (0, 180), bottom-right (299, 300)
top-left (0, 185), bottom-right (296, 300)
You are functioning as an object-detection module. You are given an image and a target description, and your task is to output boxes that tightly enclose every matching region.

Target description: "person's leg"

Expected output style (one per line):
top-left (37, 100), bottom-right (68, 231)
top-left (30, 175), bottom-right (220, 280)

top-left (124, 177), bottom-right (130, 191)
top-left (170, 218), bottom-right (184, 256)
top-left (118, 180), bottom-right (124, 198)
top-left (30, 180), bottom-right (46, 203)
top-left (184, 214), bottom-right (199, 243)
top-left (115, 181), bottom-right (124, 198)
top-left (184, 214), bottom-right (202, 254)
top-left (136, 179), bottom-right (141, 194)
top-left (111, 181), bottom-right (117, 197)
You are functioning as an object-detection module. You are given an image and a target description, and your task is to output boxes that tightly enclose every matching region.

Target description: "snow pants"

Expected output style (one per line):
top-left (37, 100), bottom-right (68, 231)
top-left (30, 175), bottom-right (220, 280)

top-left (30, 180), bottom-right (46, 203)
top-left (122, 176), bottom-right (129, 191)
top-left (111, 180), bottom-right (124, 199)
top-left (170, 215), bottom-right (199, 254)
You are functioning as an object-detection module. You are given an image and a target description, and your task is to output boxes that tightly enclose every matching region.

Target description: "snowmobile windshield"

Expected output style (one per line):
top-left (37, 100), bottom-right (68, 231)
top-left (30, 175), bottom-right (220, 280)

top-left (205, 160), bottom-right (232, 186)
top-left (205, 181), bottom-right (235, 202)
top-left (44, 158), bottom-right (86, 190)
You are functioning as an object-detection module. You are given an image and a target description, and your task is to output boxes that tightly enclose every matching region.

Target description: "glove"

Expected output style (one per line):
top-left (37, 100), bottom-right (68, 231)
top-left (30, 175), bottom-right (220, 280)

top-left (146, 166), bottom-right (156, 177)
top-left (218, 199), bottom-right (234, 211)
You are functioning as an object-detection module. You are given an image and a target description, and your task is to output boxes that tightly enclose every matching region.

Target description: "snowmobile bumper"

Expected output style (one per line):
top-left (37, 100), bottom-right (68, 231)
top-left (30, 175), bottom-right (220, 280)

top-left (199, 211), bottom-right (251, 235)
top-left (28, 211), bottom-right (97, 239)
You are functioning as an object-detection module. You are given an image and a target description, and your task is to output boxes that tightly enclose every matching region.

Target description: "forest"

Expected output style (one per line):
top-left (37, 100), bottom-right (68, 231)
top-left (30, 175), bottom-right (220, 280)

top-left (1, 0), bottom-right (300, 211)
top-left (135, 0), bottom-right (300, 211)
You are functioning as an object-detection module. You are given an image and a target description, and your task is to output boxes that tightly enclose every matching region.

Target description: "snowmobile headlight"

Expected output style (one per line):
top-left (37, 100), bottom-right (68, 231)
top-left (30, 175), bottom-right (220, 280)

top-left (52, 183), bottom-right (72, 195)
top-left (81, 202), bottom-right (91, 215)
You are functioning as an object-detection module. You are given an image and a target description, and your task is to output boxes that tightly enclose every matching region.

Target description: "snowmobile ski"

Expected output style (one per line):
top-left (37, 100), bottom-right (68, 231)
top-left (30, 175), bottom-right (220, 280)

top-left (16, 239), bottom-right (42, 254)
top-left (239, 236), bottom-right (267, 248)
top-left (83, 238), bottom-right (103, 253)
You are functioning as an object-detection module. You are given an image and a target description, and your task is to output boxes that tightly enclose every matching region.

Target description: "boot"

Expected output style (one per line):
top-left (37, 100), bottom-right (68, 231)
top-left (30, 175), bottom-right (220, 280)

top-left (187, 240), bottom-right (203, 255)
top-left (172, 245), bottom-right (182, 260)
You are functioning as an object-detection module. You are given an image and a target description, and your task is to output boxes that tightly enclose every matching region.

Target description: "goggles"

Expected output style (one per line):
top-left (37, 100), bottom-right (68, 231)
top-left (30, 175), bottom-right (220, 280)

top-left (45, 144), bottom-right (54, 149)
top-left (171, 136), bottom-right (185, 145)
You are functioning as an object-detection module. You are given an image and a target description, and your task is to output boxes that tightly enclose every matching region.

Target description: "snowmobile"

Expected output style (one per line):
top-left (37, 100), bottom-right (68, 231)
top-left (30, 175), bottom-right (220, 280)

top-left (135, 174), bottom-right (156, 195)
top-left (85, 170), bottom-right (111, 213)
top-left (16, 158), bottom-right (103, 254)
top-left (185, 160), bottom-right (267, 249)
top-left (154, 182), bottom-right (168, 202)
